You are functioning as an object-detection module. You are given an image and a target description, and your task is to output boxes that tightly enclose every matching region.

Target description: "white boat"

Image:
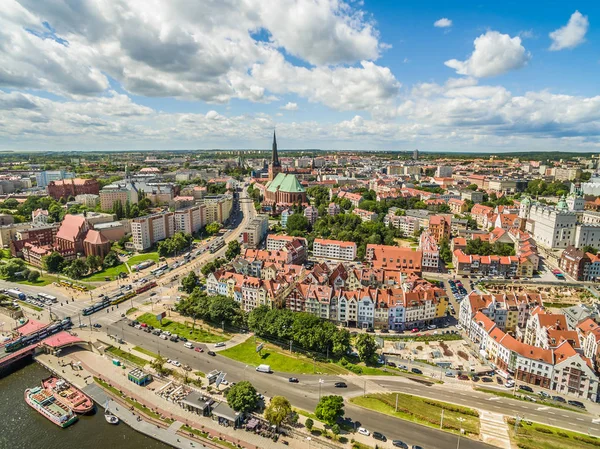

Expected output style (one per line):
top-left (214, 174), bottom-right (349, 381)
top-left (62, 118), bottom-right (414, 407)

top-left (104, 400), bottom-right (119, 425)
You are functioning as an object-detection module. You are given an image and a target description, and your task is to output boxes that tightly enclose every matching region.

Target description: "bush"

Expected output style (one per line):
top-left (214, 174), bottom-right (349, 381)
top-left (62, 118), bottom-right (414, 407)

top-left (534, 427), bottom-right (553, 434)
top-left (345, 364), bottom-right (363, 375)
top-left (457, 351), bottom-right (469, 361)
top-left (305, 418), bottom-right (314, 431)
top-left (573, 435), bottom-right (600, 446)
top-left (557, 432), bottom-right (569, 438)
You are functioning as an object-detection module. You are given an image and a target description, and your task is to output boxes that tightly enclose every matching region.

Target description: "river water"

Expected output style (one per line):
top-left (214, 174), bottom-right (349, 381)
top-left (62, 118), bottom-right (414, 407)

top-left (0, 361), bottom-right (171, 449)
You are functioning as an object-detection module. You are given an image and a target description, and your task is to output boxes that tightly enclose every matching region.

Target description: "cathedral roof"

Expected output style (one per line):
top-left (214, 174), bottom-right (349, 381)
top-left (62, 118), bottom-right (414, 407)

top-left (266, 173), bottom-right (305, 193)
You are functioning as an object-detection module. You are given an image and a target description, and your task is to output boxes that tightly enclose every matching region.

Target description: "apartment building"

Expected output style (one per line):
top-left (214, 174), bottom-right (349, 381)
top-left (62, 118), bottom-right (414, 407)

top-left (266, 235), bottom-right (308, 251)
top-left (419, 231), bottom-right (440, 272)
top-left (366, 244), bottom-right (423, 274)
top-left (313, 238), bottom-right (357, 261)
top-left (174, 204), bottom-right (206, 235)
top-left (131, 212), bottom-right (175, 251)
top-left (353, 208), bottom-right (378, 222)
top-left (241, 215), bottom-right (269, 248)
top-left (304, 206), bottom-right (318, 225)
top-left (203, 194), bottom-right (233, 224)
top-left (384, 212), bottom-right (420, 236)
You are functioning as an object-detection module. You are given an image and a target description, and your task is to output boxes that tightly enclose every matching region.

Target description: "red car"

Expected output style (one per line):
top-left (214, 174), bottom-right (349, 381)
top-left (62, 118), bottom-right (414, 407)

top-left (140, 323), bottom-right (147, 328)
top-left (411, 328), bottom-right (419, 333)
top-left (194, 347), bottom-right (203, 353)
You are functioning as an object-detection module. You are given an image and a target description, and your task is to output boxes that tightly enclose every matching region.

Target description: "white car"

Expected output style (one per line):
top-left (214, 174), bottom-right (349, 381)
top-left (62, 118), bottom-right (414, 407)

top-left (214, 342), bottom-right (226, 348)
top-left (163, 331), bottom-right (171, 336)
top-left (358, 427), bottom-right (370, 436)
top-left (171, 360), bottom-right (181, 367)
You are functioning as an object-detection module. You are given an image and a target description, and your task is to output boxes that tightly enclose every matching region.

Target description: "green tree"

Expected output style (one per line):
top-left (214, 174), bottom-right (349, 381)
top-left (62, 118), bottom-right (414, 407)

top-left (331, 424), bottom-right (340, 438)
top-left (27, 270), bottom-right (41, 283)
top-left (206, 222), bottom-right (222, 235)
top-left (264, 396), bottom-right (292, 429)
top-left (467, 184), bottom-right (478, 191)
top-left (103, 251), bottom-right (120, 268)
top-left (315, 395), bottom-right (345, 426)
top-left (305, 418), bottom-right (314, 431)
top-left (354, 333), bottom-right (378, 363)
top-left (0, 258), bottom-right (25, 278)
top-left (43, 251), bottom-right (65, 273)
top-left (225, 240), bottom-right (241, 260)
top-left (225, 381), bottom-right (258, 413)
top-left (86, 255), bottom-right (102, 273)
top-left (583, 246), bottom-right (598, 255)
top-left (286, 214), bottom-right (310, 235)
top-left (181, 271), bottom-right (199, 294)
top-left (439, 238), bottom-right (452, 264)
top-left (64, 258), bottom-right (88, 279)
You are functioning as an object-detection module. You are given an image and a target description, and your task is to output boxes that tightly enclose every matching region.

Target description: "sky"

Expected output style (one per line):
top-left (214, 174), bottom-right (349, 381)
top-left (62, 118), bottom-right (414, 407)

top-left (0, 0), bottom-right (599, 152)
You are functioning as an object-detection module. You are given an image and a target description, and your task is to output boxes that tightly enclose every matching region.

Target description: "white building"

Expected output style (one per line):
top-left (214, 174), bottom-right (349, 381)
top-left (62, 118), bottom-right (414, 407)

top-left (75, 194), bottom-right (100, 208)
top-left (131, 212), bottom-right (175, 251)
top-left (203, 195), bottom-right (233, 224)
top-left (313, 238), bottom-right (357, 261)
top-left (241, 215), bottom-right (269, 248)
top-left (436, 166), bottom-right (453, 178)
top-left (520, 196), bottom-right (578, 249)
top-left (174, 205), bottom-right (206, 235)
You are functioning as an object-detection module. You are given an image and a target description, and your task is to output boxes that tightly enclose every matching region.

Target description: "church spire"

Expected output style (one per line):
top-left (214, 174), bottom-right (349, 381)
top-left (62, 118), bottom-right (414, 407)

top-left (272, 129), bottom-right (280, 167)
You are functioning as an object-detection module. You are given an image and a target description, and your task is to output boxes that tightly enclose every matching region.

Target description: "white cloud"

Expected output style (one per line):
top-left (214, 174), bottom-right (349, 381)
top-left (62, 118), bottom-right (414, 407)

top-left (434, 18), bottom-right (452, 28)
top-left (281, 102), bottom-right (299, 111)
top-left (0, 0), bottom-right (395, 113)
top-left (445, 31), bottom-right (530, 78)
top-left (549, 11), bottom-right (589, 51)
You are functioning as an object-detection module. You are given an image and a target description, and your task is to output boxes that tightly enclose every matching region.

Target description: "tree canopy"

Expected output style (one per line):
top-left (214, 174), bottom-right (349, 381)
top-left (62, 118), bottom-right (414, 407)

top-left (176, 290), bottom-right (246, 328)
top-left (226, 381), bottom-right (258, 413)
top-left (264, 396), bottom-right (292, 428)
top-left (315, 395), bottom-right (345, 426)
top-left (354, 333), bottom-right (378, 363)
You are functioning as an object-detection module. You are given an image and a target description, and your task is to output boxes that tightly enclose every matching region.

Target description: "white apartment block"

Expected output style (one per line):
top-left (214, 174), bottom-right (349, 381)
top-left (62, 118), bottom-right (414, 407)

top-left (241, 215), bottom-right (269, 248)
top-left (203, 195), bottom-right (233, 224)
top-left (313, 238), bottom-right (357, 261)
top-left (131, 212), bottom-right (175, 251)
top-left (384, 213), bottom-right (420, 235)
top-left (75, 194), bottom-right (99, 208)
top-left (174, 205), bottom-right (206, 235)
top-left (520, 199), bottom-right (578, 249)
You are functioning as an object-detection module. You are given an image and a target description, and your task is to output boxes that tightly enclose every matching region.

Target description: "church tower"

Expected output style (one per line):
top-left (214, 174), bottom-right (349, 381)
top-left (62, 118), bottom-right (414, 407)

top-left (268, 130), bottom-right (282, 181)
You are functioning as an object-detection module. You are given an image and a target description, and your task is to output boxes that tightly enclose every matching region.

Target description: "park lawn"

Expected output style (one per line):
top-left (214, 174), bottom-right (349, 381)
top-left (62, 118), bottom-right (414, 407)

top-left (105, 346), bottom-right (148, 367)
top-left (508, 418), bottom-right (600, 449)
top-left (8, 274), bottom-right (54, 287)
top-left (351, 392), bottom-right (480, 436)
top-left (83, 264), bottom-right (128, 282)
top-left (132, 346), bottom-right (159, 359)
top-left (219, 338), bottom-right (349, 375)
top-left (126, 252), bottom-right (159, 269)
top-left (136, 312), bottom-right (228, 343)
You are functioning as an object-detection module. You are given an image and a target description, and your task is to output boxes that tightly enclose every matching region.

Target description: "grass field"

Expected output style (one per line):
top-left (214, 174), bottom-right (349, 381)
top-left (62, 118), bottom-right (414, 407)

top-left (219, 338), bottom-right (349, 375)
top-left (83, 264), bottom-right (128, 282)
top-left (508, 418), bottom-right (600, 449)
top-left (132, 346), bottom-right (159, 359)
top-left (126, 253), bottom-right (159, 269)
top-left (351, 392), bottom-right (480, 436)
top-left (105, 346), bottom-right (148, 367)
top-left (2, 273), bottom-right (54, 287)
top-left (136, 312), bottom-right (228, 343)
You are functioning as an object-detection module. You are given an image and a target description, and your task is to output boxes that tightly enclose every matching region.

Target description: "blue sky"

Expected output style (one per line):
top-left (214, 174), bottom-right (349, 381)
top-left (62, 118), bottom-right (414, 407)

top-left (0, 0), bottom-right (599, 151)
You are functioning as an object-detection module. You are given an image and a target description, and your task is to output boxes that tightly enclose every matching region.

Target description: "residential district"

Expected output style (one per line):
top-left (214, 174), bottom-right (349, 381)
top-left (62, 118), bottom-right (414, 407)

top-left (4, 141), bottom-right (600, 449)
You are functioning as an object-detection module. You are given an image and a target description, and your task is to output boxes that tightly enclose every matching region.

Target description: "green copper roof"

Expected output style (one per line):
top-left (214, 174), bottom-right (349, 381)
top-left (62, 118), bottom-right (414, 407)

top-left (267, 173), bottom-right (305, 193)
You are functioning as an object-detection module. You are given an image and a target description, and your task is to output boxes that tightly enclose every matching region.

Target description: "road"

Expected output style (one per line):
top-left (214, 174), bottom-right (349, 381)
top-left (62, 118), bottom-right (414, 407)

top-left (34, 185), bottom-right (256, 328)
top-left (110, 322), bottom-right (494, 449)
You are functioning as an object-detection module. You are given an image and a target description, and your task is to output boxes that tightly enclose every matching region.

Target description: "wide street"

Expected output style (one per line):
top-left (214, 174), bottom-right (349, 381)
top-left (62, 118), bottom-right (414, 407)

top-left (109, 321), bottom-right (495, 449)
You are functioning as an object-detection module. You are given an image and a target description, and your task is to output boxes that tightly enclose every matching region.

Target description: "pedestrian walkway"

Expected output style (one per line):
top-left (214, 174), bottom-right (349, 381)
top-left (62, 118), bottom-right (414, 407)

top-left (478, 410), bottom-right (511, 449)
top-left (167, 420), bottom-right (184, 433)
top-left (83, 383), bottom-right (204, 449)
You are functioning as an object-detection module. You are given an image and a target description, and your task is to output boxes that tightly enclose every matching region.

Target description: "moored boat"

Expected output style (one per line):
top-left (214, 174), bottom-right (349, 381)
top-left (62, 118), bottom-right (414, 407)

top-left (42, 376), bottom-right (94, 414)
top-left (24, 386), bottom-right (78, 428)
top-left (104, 400), bottom-right (119, 425)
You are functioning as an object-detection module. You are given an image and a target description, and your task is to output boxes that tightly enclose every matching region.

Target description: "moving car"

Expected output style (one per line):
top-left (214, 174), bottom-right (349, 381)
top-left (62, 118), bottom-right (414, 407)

top-left (568, 400), bottom-right (586, 409)
top-left (215, 342), bottom-right (226, 348)
top-left (357, 427), bottom-right (370, 436)
top-left (207, 351), bottom-right (216, 356)
top-left (288, 377), bottom-right (299, 383)
top-left (393, 441), bottom-right (408, 449)
top-left (184, 342), bottom-right (194, 349)
top-left (334, 382), bottom-right (347, 388)
top-left (194, 347), bottom-right (204, 353)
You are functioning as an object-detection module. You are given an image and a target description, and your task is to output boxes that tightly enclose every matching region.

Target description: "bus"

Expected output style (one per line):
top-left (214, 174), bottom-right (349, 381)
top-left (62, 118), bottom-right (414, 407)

top-left (37, 293), bottom-right (58, 303)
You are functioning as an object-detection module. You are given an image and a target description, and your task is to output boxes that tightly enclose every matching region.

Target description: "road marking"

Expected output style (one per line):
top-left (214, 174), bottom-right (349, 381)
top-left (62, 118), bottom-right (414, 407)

top-left (488, 397), bottom-right (501, 401)
top-left (576, 418), bottom-right (585, 421)
top-left (536, 406), bottom-right (549, 411)
top-left (547, 412), bottom-right (555, 415)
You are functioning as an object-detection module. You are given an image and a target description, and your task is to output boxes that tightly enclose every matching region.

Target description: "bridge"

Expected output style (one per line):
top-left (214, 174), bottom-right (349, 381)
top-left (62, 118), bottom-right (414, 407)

top-left (0, 343), bottom-right (38, 368)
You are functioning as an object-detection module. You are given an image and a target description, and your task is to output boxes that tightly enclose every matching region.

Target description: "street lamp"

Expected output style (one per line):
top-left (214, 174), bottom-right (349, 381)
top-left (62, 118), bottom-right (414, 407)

top-left (456, 418), bottom-right (466, 449)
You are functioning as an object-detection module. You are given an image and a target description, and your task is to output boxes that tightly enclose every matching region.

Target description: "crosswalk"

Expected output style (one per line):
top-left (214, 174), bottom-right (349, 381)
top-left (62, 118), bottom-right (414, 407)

top-left (478, 410), bottom-right (511, 449)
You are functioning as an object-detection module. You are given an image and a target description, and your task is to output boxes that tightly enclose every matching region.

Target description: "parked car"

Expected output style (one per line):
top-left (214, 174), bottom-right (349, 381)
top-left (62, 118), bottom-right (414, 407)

top-left (152, 329), bottom-right (161, 335)
top-left (552, 395), bottom-right (566, 403)
top-left (334, 382), bottom-right (347, 388)
top-left (518, 385), bottom-right (534, 393)
top-left (387, 362), bottom-right (397, 368)
top-left (568, 400), bottom-right (586, 409)
top-left (373, 432), bottom-right (386, 442)
top-left (445, 371), bottom-right (454, 377)
top-left (215, 342), bottom-right (226, 348)
top-left (160, 334), bottom-right (168, 340)
top-left (481, 377), bottom-right (493, 383)
top-left (393, 441), bottom-right (408, 449)
top-left (184, 342), bottom-right (194, 349)
top-left (357, 427), bottom-right (370, 436)
top-left (411, 368), bottom-right (423, 375)
top-left (505, 380), bottom-right (515, 388)
top-left (457, 374), bottom-right (469, 381)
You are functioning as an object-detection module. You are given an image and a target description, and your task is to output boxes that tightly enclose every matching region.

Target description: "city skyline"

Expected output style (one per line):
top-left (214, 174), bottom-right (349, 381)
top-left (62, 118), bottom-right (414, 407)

top-left (0, 1), bottom-right (599, 152)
